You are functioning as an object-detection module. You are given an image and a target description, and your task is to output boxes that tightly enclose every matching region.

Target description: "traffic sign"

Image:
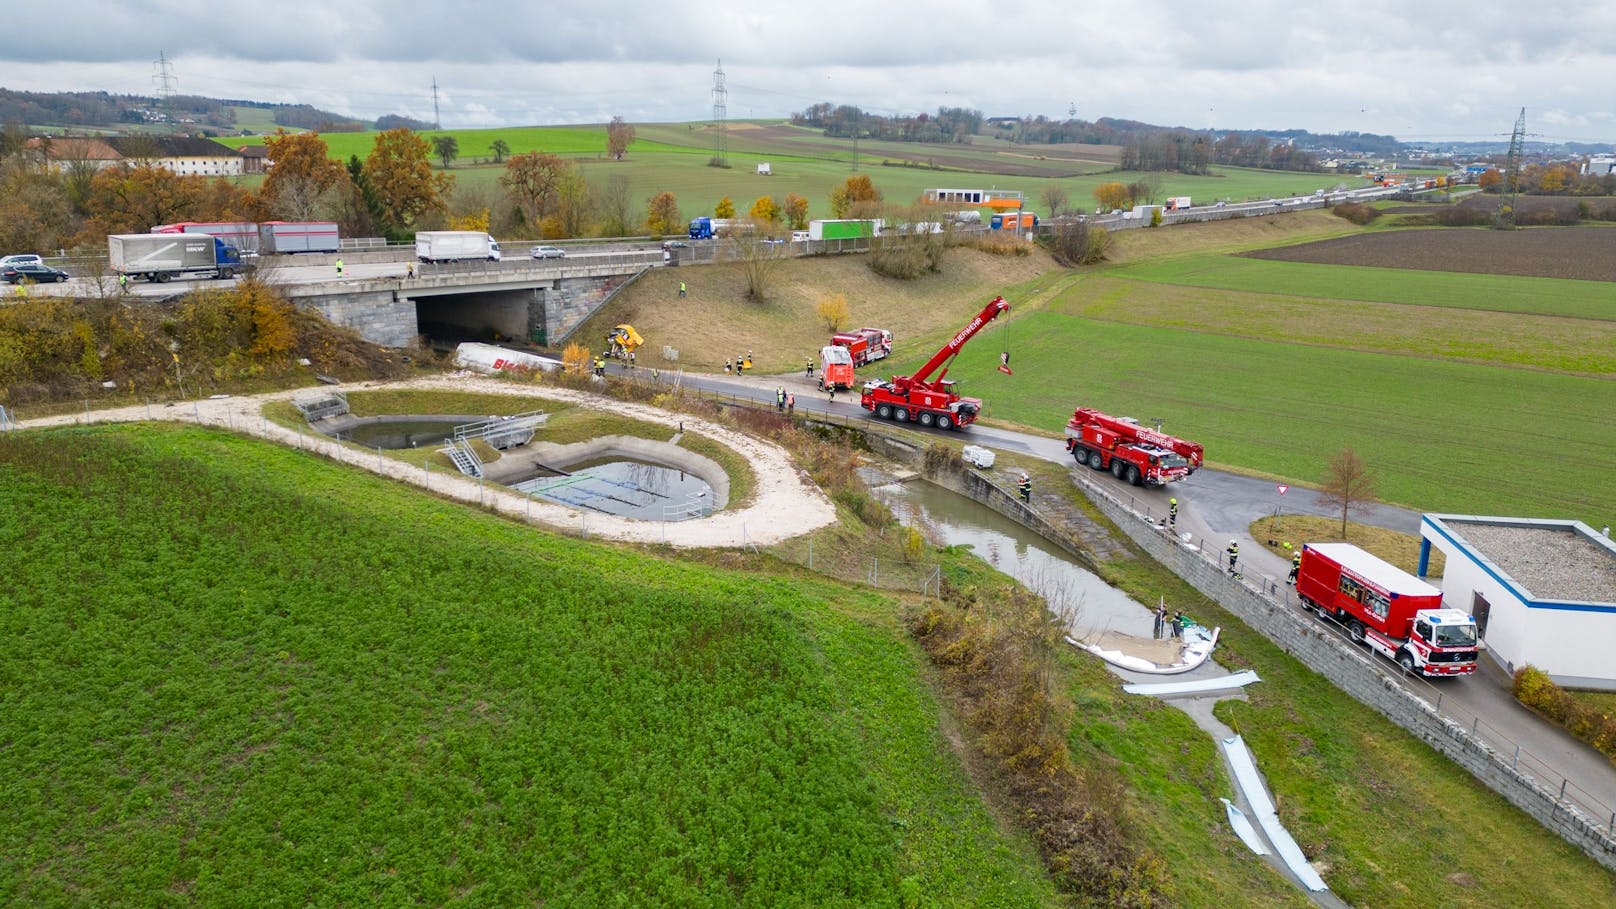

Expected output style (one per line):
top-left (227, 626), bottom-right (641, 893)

top-left (1277, 484), bottom-right (1289, 495)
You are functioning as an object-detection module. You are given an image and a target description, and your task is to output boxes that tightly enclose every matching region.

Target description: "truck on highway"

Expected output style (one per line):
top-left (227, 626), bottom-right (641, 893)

top-left (260, 221), bottom-right (340, 255)
top-left (109, 233), bottom-right (242, 282)
top-left (1064, 407), bottom-right (1200, 488)
top-left (988, 212), bottom-right (1038, 232)
top-left (808, 219), bottom-right (881, 241)
top-left (1164, 196), bottom-right (1192, 211)
top-left (687, 217), bottom-right (737, 239)
top-left (830, 327), bottom-right (892, 366)
top-left (415, 231), bottom-right (502, 263)
top-left (1296, 543), bottom-right (1479, 677)
top-left (152, 221), bottom-right (260, 255)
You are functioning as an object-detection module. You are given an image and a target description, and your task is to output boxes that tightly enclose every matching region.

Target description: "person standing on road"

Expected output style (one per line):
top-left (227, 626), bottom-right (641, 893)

top-left (787, 392), bottom-right (795, 415)
top-left (1171, 611), bottom-right (1186, 640)
top-left (1153, 601), bottom-right (1167, 639)
top-left (827, 385), bottom-right (835, 403)
top-left (678, 281), bottom-right (686, 298)
top-left (118, 273), bottom-right (128, 293)
top-left (335, 258), bottom-right (345, 277)
top-left (406, 261), bottom-right (415, 279)
top-left (724, 359), bottom-right (732, 374)
top-left (776, 387), bottom-right (786, 412)
top-left (1168, 497), bottom-right (1178, 529)
top-left (1226, 540), bottom-right (1240, 575)
top-left (1288, 550), bottom-right (1301, 585)
top-left (806, 358), bottom-right (814, 377)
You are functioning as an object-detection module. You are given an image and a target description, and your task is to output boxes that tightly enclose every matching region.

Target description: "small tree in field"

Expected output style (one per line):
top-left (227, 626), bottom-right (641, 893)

top-left (714, 196), bottom-right (736, 219)
top-left (1093, 181), bottom-right (1131, 212)
top-left (1319, 447), bottom-right (1379, 538)
top-left (489, 139), bottom-right (510, 164)
top-left (431, 135), bottom-right (459, 169)
top-left (816, 293), bottom-right (850, 331)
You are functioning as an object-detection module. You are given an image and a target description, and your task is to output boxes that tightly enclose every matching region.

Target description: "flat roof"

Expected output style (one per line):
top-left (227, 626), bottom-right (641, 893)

top-left (1425, 516), bottom-right (1616, 604)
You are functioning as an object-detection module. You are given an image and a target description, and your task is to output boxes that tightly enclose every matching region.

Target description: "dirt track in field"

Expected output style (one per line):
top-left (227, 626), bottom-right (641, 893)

top-left (1241, 227), bottom-right (1616, 281)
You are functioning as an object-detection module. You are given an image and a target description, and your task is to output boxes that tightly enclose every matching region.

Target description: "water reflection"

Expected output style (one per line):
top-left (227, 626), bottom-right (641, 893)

top-left (513, 459), bottom-right (713, 521)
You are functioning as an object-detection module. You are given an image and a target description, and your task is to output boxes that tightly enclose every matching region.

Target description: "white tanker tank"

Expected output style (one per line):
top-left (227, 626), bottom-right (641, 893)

top-left (452, 342), bottom-right (561, 375)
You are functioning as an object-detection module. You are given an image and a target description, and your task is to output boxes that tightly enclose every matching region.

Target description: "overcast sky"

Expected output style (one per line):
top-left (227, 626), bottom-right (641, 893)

top-left (6, 1), bottom-right (1615, 145)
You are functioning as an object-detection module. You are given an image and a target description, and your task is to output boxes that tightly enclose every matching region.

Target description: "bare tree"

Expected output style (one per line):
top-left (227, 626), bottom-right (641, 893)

top-left (729, 218), bottom-right (787, 302)
top-left (1041, 185), bottom-right (1070, 219)
top-left (1318, 447), bottom-right (1379, 538)
top-left (598, 174), bottom-right (633, 237)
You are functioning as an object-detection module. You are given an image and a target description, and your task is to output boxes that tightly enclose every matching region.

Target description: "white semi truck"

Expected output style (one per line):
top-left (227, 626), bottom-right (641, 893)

top-left (415, 231), bottom-right (502, 263)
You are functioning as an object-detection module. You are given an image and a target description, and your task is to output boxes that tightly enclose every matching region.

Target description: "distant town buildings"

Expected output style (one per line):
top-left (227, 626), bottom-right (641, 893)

top-left (24, 135), bottom-right (244, 177)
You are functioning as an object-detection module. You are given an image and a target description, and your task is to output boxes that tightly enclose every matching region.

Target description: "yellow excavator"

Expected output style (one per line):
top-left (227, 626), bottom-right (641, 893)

top-left (605, 324), bottom-right (643, 360)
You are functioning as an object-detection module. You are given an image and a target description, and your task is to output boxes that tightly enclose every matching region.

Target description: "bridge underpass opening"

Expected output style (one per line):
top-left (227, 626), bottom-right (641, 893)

top-left (414, 289), bottom-right (540, 349)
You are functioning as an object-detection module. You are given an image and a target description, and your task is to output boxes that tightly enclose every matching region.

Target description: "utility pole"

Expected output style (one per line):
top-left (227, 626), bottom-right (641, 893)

top-left (432, 76), bottom-right (442, 130)
top-left (152, 51), bottom-right (177, 134)
top-left (709, 60), bottom-right (728, 168)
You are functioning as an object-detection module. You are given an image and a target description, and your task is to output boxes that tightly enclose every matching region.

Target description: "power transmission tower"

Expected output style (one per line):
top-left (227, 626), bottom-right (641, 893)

top-left (432, 76), bottom-right (442, 130)
top-left (152, 51), bottom-right (178, 133)
top-left (1499, 107), bottom-right (1526, 229)
top-left (709, 60), bottom-right (728, 168)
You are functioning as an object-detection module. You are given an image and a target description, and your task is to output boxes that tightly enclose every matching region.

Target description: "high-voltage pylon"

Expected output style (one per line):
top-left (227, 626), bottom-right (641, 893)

top-left (1498, 107), bottom-right (1526, 229)
top-left (152, 51), bottom-right (178, 133)
top-left (709, 60), bottom-right (729, 168)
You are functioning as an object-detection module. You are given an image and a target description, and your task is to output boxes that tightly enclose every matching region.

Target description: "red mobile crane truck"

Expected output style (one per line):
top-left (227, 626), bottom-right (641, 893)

top-left (1296, 543), bottom-right (1479, 677)
top-left (1065, 408), bottom-right (1203, 488)
top-left (860, 296), bottom-right (1010, 430)
top-left (831, 327), bottom-right (892, 366)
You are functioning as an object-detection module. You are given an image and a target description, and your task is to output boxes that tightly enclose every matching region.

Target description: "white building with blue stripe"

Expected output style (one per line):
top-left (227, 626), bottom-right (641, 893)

top-left (1419, 515), bottom-right (1616, 690)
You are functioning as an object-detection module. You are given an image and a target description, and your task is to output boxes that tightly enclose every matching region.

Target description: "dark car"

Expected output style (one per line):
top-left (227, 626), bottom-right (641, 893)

top-left (661, 240), bottom-right (690, 251)
top-left (2, 263), bottom-right (70, 284)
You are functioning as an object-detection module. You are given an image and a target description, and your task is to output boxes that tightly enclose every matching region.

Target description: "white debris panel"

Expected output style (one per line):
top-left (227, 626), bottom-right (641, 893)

top-left (1219, 797), bottom-right (1270, 856)
top-left (1221, 735), bottom-right (1330, 892)
top-left (1123, 669), bottom-right (1260, 696)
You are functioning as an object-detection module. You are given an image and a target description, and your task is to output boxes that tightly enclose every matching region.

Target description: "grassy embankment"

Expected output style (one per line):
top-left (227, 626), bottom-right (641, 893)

top-left (0, 423), bottom-right (1060, 906)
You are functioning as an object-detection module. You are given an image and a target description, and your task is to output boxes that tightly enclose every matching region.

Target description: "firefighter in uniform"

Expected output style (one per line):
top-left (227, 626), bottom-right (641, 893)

top-left (1017, 473), bottom-right (1032, 504)
top-left (1168, 497), bottom-right (1178, 529)
top-left (1288, 550), bottom-right (1301, 585)
top-left (1226, 539), bottom-right (1240, 575)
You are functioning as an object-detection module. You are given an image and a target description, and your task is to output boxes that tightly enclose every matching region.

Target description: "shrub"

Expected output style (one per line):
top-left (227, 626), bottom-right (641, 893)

top-left (816, 293), bottom-right (850, 332)
top-left (1434, 206), bottom-right (1491, 227)
top-left (1044, 220), bottom-right (1112, 266)
top-left (1330, 202), bottom-right (1381, 225)
top-left (923, 442), bottom-right (964, 476)
top-left (1513, 665), bottom-right (1616, 760)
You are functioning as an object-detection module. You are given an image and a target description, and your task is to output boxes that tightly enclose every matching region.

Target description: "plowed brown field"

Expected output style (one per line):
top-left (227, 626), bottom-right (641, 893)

top-left (1241, 227), bottom-right (1616, 281)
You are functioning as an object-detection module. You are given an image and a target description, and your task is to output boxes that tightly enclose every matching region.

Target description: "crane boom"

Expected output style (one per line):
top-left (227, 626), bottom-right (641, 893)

top-left (898, 295), bottom-right (1009, 392)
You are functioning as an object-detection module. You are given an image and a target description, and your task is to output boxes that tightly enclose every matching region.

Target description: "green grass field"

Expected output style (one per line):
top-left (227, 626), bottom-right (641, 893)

top-left (213, 120), bottom-right (1351, 228)
top-left (0, 424), bottom-right (1059, 906)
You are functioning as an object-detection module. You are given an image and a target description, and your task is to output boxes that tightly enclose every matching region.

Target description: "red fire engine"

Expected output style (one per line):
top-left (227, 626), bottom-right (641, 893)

top-left (818, 344), bottom-right (856, 391)
top-left (830, 327), bottom-right (892, 366)
top-left (860, 296), bottom-right (1010, 430)
top-left (1064, 408), bottom-right (1203, 488)
top-left (1296, 543), bottom-right (1479, 677)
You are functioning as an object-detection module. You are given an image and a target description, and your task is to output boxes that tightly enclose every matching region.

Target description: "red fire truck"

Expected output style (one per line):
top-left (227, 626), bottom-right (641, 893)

top-left (818, 344), bottom-right (856, 391)
top-left (860, 296), bottom-right (1009, 430)
top-left (830, 327), bottom-right (892, 366)
top-left (1296, 543), bottom-right (1479, 677)
top-left (1064, 408), bottom-right (1202, 488)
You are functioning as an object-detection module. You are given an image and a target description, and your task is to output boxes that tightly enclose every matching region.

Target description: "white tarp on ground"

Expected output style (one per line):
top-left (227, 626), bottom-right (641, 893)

top-left (1219, 797), bottom-right (1270, 856)
top-left (1221, 735), bottom-right (1330, 892)
top-left (1123, 669), bottom-right (1261, 696)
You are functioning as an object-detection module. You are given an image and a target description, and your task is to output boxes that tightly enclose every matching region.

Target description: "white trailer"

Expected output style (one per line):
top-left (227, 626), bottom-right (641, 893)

top-left (415, 231), bottom-right (502, 263)
top-left (108, 234), bottom-right (242, 282)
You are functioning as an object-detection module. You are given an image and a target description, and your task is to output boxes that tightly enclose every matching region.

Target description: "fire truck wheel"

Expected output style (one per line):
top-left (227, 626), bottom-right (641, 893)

top-left (1397, 651), bottom-right (1415, 673)
top-left (1089, 450), bottom-right (1105, 470)
top-left (936, 414), bottom-right (954, 430)
top-left (1111, 459), bottom-right (1126, 480)
top-left (918, 412), bottom-right (935, 428)
top-left (876, 404), bottom-right (892, 419)
top-left (894, 409), bottom-right (908, 422)
top-left (1348, 620), bottom-right (1366, 644)
top-left (1126, 464), bottom-right (1141, 485)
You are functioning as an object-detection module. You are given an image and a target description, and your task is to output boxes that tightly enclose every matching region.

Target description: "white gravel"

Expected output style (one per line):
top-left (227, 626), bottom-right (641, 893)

top-left (1449, 521), bottom-right (1616, 603)
top-left (12, 374), bottom-right (838, 548)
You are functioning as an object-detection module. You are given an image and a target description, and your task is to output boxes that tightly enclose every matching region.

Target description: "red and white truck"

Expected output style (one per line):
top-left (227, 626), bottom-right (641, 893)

top-left (861, 296), bottom-right (1009, 430)
top-left (1064, 408), bottom-right (1202, 488)
top-left (1296, 543), bottom-right (1479, 677)
top-left (818, 344), bottom-right (856, 391)
top-left (831, 327), bottom-right (892, 366)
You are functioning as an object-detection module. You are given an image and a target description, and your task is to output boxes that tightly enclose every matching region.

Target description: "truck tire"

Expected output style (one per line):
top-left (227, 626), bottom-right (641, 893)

top-left (1397, 651), bottom-right (1415, 673)
top-left (936, 414), bottom-right (953, 430)
top-left (1111, 459), bottom-right (1126, 480)
top-left (155, 272), bottom-right (171, 283)
top-left (918, 412), bottom-right (935, 428)
top-left (1126, 464), bottom-right (1141, 485)
top-left (1348, 620), bottom-right (1366, 644)
top-left (894, 409), bottom-right (908, 423)
top-left (876, 404), bottom-right (892, 419)
top-left (1089, 450), bottom-right (1105, 470)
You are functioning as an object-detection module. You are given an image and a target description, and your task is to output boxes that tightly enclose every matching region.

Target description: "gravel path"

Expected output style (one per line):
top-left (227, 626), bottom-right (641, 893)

top-left (11, 374), bottom-right (837, 549)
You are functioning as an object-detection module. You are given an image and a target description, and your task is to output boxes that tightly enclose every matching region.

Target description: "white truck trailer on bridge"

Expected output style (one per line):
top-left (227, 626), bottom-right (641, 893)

top-left (415, 231), bottom-right (503, 263)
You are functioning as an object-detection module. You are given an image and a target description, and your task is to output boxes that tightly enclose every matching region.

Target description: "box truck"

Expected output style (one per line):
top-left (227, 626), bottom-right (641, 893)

top-left (109, 234), bottom-right (242, 282)
top-left (415, 231), bottom-right (502, 263)
top-left (260, 221), bottom-right (340, 254)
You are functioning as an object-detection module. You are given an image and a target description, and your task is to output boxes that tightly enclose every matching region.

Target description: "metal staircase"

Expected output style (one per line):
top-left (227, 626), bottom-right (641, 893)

top-left (440, 439), bottom-right (484, 478)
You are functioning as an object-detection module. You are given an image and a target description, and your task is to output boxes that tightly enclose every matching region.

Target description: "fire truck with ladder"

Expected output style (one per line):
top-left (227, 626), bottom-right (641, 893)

top-left (1296, 543), bottom-right (1479, 677)
top-left (1065, 408), bottom-right (1203, 488)
top-left (860, 296), bottom-right (1009, 430)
